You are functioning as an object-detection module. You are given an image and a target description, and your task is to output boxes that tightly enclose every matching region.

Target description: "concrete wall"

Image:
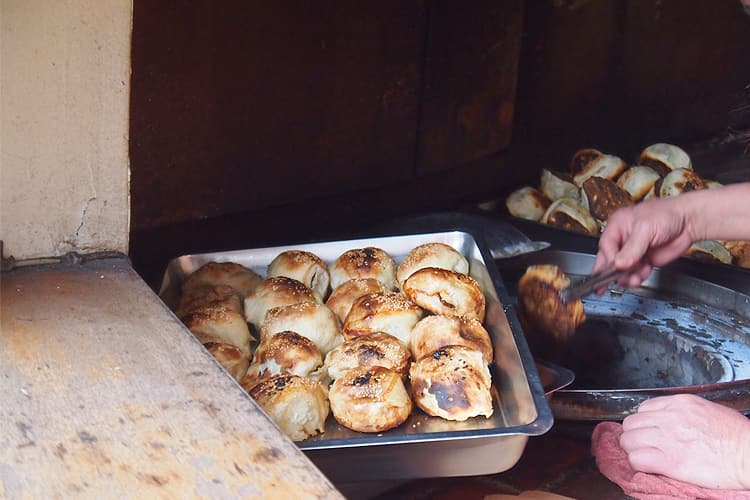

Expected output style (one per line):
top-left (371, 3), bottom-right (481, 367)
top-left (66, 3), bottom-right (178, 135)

top-left (1, 0), bottom-right (132, 260)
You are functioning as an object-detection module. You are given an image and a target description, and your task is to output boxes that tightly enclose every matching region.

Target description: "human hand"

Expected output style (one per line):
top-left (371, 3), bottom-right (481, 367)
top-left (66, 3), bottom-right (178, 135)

top-left (620, 394), bottom-right (750, 490)
top-left (592, 196), bottom-right (694, 288)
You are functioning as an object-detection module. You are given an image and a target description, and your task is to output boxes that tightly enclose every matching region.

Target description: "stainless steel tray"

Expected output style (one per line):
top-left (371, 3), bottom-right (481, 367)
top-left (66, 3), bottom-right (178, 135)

top-left (159, 230), bottom-right (554, 481)
top-left (496, 249), bottom-right (750, 421)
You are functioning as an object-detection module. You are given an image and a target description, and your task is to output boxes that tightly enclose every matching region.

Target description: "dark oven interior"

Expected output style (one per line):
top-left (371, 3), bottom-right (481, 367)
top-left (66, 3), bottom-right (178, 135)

top-left (128, 0), bottom-right (750, 290)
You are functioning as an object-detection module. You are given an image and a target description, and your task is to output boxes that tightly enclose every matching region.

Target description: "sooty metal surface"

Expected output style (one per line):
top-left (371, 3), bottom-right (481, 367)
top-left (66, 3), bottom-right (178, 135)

top-left (496, 250), bottom-right (750, 421)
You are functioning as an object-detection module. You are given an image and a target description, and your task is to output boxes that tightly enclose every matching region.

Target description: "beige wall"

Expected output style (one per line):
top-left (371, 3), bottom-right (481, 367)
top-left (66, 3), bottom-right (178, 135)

top-left (0, 0), bottom-right (132, 260)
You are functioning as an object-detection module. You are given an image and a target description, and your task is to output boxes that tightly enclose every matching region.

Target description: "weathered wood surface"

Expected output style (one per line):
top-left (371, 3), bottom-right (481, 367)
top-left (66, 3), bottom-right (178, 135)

top-left (0, 258), bottom-right (342, 499)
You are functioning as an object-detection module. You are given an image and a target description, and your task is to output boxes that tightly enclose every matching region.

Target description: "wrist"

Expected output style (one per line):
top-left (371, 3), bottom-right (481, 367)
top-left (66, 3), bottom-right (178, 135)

top-left (678, 182), bottom-right (750, 242)
top-left (735, 418), bottom-right (750, 489)
top-left (675, 191), bottom-right (706, 242)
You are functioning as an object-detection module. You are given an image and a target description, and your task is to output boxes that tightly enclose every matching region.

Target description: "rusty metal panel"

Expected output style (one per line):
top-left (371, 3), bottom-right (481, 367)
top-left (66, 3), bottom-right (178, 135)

top-left (130, 1), bottom-right (425, 231)
top-left (417, 0), bottom-right (525, 173)
top-left (514, 0), bottom-right (750, 161)
top-left (619, 0), bottom-right (750, 143)
top-left (0, 258), bottom-right (341, 498)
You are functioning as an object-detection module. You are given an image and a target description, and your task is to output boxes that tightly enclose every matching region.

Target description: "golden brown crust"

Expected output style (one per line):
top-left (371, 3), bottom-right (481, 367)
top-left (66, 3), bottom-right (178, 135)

top-left (244, 331), bottom-right (323, 388)
top-left (176, 284), bottom-right (239, 318)
top-left (540, 169), bottom-right (579, 201)
top-left (260, 301), bottom-right (343, 355)
top-left (582, 176), bottom-right (634, 222)
top-left (546, 211), bottom-right (591, 234)
top-left (325, 278), bottom-right (388, 324)
top-left (638, 143), bottom-right (692, 174)
top-left (517, 265), bottom-right (585, 344)
top-left (243, 276), bottom-right (319, 330)
top-left (267, 250), bottom-right (330, 300)
top-left (328, 365), bottom-right (412, 433)
top-left (409, 345), bottom-right (493, 421)
top-left (659, 168), bottom-right (706, 197)
top-left (723, 240), bottom-right (750, 268)
top-left (179, 290), bottom-right (253, 354)
top-left (616, 166), bottom-right (661, 201)
top-left (409, 315), bottom-right (493, 364)
top-left (637, 158), bottom-right (672, 177)
top-left (572, 154), bottom-right (628, 187)
top-left (505, 186), bottom-right (551, 221)
top-left (542, 198), bottom-right (599, 236)
top-left (343, 291), bottom-right (424, 346)
top-left (396, 242), bottom-right (470, 287)
top-left (247, 374), bottom-right (329, 441)
top-left (204, 342), bottom-right (250, 382)
top-left (182, 261), bottom-right (262, 299)
top-left (570, 148), bottom-right (604, 176)
top-left (402, 267), bottom-right (486, 322)
top-left (684, 241), bottom-right (732, 265)
top-left (324, 332), bottom-right (411, 381)
top-left (330, 247), bottom-right (398, 291)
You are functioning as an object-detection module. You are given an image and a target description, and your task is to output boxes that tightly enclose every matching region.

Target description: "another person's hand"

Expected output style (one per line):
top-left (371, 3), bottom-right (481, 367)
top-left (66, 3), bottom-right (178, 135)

top-left (593, 182), bottom-right (750, 288)
top-left (592, 196), bottom-right (694, 288)
top-left (620, 394), bottom-right (750, 490)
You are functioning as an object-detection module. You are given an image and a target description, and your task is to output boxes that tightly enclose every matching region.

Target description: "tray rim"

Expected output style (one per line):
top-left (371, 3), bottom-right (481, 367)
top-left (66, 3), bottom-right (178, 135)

top-left (159, 227), bottom-right (555, 449)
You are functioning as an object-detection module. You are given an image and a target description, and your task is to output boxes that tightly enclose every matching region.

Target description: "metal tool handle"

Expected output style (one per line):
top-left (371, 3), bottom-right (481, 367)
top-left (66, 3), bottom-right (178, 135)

top-left (374, 211), bottom-right (550, 259)
top-left (559, 267), bottom-right (625, 304)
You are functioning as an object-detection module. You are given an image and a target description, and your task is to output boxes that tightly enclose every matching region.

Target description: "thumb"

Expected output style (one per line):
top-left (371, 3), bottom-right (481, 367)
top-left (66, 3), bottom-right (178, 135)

top-left (592, 251), bottom-right (610, 275)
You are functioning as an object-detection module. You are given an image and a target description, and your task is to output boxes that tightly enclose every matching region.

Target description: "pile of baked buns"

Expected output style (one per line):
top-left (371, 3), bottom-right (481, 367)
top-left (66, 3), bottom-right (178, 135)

top-left (172, 242), bottom-right (495, 442)
top-left (505, 143), bottom-right (750, 268)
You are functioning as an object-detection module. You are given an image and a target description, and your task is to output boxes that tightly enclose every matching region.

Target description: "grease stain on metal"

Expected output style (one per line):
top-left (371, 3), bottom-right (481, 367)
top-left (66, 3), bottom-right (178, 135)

top-left (77, 431), bottom-right (97, 444)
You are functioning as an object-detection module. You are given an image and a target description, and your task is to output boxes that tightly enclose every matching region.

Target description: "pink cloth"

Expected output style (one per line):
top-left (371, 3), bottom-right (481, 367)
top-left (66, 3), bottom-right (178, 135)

top-left (591, 421), bottom-right (750, 500)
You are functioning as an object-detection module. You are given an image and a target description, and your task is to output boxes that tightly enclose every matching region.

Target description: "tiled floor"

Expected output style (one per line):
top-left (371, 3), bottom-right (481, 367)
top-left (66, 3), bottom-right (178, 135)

top-left (370, 422), bottom-right (629, 500)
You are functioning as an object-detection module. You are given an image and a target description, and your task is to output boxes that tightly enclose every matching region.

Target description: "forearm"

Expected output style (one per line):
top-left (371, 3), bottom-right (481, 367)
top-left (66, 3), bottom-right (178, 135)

top-left (678, 182), bottom-right (750, 242)
top-left (735, 418), bottom-right (750, 490)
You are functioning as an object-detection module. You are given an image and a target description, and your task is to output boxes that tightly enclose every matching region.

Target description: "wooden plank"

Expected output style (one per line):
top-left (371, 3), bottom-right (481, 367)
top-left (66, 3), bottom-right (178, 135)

top-left (0, 258), bottom-right (342, 499)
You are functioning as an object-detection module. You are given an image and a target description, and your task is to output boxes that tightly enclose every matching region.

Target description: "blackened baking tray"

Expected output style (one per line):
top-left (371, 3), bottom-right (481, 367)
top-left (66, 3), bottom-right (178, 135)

top-left (496, 249), bottom-right (750, 422)
top-left (159, 231), bottom-right (554, 481)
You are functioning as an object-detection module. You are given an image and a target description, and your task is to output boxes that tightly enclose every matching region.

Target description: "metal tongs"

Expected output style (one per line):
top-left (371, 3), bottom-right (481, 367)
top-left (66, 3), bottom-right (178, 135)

top-left (558, 267), bottom-right (626, 304)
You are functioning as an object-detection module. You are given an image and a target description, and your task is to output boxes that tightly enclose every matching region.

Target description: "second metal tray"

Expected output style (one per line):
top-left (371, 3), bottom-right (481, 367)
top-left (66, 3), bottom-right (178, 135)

top-left (496, 249), bottom-right (750, 421)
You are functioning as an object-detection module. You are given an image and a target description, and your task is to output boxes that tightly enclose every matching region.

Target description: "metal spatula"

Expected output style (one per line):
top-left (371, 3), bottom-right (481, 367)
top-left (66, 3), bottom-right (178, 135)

top-left (376, 211), bottom-right (550, 259)
top-left (558, 267), bottom-right (625, 304)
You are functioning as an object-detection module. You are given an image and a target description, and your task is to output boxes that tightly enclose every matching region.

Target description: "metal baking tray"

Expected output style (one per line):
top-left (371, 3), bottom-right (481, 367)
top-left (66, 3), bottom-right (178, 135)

top-left (496, 249), bottom-right (750, 421)
top-left (159, 230), bottom-right (554, 481)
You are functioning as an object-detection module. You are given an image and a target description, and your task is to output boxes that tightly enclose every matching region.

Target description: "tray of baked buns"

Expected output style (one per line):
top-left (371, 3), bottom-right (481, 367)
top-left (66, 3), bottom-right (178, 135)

top-left (500, 142), bottom-right (750, 269)
top-left (158, 230), bottom-right (554, 481)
